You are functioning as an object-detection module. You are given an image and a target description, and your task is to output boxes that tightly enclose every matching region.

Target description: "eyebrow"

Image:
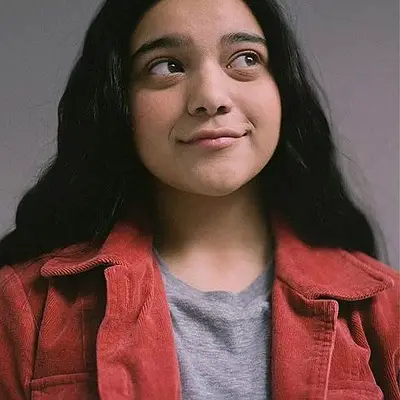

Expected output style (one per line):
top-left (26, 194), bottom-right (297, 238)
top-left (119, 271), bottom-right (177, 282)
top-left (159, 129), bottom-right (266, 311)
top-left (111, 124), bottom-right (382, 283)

top-left (130, 32), bottom-right (268, 61)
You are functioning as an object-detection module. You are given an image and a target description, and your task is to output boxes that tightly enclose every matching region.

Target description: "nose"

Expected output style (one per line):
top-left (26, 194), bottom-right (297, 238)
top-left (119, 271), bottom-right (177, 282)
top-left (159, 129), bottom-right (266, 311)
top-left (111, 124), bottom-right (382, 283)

top-left (187, 62), bottom-right (233, 117)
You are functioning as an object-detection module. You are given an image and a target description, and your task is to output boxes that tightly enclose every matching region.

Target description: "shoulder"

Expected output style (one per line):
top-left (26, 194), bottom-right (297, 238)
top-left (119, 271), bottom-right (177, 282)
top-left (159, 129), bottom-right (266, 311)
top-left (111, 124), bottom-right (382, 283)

top-left (0, 258), bottom-right (46, 291)
top-left (350, 250), bottom-right (399, 281)
top-left (0, 259), bottom-right (49, 328)
top-left (275, 228), bottom-right (399, 302)
top-left (353, 252), bottom-right (399, 323)
top-left (346, 251), bottom-right (399, 304)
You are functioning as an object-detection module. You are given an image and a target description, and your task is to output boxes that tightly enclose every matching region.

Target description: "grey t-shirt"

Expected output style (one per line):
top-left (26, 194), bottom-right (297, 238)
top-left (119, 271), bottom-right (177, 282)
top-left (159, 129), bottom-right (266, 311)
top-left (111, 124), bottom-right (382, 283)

top-left (154, 249), bottom-right (273, 400)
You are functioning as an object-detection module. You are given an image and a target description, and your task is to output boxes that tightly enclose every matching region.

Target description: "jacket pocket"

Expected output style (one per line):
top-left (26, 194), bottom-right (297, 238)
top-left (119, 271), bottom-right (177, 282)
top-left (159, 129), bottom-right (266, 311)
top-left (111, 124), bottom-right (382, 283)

top-left (328, 380), bottom-right (384, 400)
top-left (31, 372), bottom-right (98, 400)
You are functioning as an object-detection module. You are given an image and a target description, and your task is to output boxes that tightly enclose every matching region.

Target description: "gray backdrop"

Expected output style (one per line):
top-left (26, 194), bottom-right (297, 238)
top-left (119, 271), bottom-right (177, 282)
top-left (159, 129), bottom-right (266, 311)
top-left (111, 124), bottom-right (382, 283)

top-left (1, 1), bottom-right (399, 268)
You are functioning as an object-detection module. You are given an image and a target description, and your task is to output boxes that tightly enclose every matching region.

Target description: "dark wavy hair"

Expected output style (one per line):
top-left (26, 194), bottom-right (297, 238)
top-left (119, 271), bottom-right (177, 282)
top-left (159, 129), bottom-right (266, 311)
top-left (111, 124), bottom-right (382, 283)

top-left (0, 0), bottom-right (383, 266)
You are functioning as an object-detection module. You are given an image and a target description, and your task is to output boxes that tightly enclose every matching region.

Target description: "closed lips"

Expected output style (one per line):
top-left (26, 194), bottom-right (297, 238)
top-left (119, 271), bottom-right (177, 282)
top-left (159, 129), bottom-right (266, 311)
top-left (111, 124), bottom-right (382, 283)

top-left (182, 129), bottom-right (248, 143)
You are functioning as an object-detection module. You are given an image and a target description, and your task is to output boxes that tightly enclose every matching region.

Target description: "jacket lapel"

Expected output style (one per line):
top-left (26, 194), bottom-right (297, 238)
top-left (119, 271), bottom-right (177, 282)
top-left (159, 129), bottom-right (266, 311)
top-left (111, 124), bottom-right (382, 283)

top-left (271, 222), bottom-right (394, 399)
top-left (40, 220), bottom-right (394, 400)
top-left (41, 222), bottom-right (181, 400)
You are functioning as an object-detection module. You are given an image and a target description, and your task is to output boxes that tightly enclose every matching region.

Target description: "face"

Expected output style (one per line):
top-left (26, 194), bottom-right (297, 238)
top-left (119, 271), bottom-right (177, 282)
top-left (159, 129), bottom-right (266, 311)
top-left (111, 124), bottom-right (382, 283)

top-left (130, 0), bottom-right (281, 197)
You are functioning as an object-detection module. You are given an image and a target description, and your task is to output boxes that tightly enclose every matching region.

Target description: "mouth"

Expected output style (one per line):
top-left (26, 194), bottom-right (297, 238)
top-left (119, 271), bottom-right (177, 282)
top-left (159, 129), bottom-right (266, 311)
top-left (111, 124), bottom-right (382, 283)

top-left (180, 128), bottom-right (249, 144)
top-left (179, 130), bottom-right (249, 150)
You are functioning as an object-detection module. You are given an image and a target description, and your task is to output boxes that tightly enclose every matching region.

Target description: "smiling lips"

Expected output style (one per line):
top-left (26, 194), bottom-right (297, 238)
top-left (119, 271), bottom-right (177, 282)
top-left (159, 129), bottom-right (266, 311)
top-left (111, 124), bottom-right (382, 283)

top-left (181, 128), bottom-right (248, 149)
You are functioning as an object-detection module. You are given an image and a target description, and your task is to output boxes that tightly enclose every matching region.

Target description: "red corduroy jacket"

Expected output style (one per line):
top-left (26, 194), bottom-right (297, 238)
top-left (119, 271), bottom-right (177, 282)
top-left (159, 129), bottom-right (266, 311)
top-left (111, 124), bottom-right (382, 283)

top-left (0, 221), bottom-right (399, 400)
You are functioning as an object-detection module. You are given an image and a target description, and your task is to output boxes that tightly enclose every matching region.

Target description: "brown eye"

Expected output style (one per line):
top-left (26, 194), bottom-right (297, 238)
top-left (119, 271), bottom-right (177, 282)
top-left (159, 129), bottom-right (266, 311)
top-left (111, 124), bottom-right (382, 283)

top-left (228, 52), bottom-right (261, 69)
top-left (148, 60), bottom-right (185, 76)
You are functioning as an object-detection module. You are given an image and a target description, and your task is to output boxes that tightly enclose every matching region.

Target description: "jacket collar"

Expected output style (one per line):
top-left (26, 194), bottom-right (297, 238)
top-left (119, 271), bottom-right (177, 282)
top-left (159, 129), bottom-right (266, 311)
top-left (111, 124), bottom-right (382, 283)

top-left (40, 222), bottom-right (153, 277)
top-left (40, 220), bottom-right (394, 301)
top-left (273, 220), bottom-right (394, 300)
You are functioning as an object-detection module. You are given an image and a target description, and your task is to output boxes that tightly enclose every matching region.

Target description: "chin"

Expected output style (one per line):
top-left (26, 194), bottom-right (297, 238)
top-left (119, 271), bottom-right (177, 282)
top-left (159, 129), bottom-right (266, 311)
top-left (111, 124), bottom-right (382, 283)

top-left (157, 168), bottom-right (261, 198)
top-left (184, 178), bottom-right (252, 197)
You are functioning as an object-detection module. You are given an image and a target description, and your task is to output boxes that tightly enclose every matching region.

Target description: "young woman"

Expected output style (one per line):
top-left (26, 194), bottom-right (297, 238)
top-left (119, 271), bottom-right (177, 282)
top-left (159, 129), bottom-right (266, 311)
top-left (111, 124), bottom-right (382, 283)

top-left (0, 0), bottom-right (398, 399)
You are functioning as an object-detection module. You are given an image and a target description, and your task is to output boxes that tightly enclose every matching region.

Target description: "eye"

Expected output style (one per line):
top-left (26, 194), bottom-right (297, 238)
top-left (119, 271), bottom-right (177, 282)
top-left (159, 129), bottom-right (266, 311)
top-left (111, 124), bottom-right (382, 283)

top-left (148, 59), bottom-right (184, 76)
top-left (228, 52), bottom-right (261, 69)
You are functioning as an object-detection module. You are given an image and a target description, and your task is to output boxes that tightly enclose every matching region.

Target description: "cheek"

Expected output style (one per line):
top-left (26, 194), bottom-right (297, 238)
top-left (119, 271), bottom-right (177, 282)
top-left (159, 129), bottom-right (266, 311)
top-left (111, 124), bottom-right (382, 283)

top-left (131, 91), bottom-right (173, 135)
top-left (243, 81), bottom-right (281, 127)
top-left (239, 81), bottom-right (282, 154)
top-left (130, 89), bottom-right (183, 168)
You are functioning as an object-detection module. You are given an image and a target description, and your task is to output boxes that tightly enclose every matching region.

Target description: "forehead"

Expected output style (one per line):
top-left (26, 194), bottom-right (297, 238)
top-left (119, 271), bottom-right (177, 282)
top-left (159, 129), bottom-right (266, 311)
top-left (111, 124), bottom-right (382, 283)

top-left (131, 0), bottom-right (264, 50)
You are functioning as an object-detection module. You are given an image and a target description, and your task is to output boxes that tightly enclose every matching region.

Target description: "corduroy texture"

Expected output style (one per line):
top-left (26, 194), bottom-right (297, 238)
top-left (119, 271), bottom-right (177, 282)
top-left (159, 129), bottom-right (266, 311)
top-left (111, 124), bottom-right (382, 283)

top-left (0, 221), bottom-right (399, 399)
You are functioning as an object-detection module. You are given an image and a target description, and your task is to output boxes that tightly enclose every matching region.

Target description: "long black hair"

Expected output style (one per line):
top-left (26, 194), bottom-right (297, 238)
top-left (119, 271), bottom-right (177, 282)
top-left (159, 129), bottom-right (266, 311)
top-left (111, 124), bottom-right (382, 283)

top-left (0, 0), bottom-right (383, 266)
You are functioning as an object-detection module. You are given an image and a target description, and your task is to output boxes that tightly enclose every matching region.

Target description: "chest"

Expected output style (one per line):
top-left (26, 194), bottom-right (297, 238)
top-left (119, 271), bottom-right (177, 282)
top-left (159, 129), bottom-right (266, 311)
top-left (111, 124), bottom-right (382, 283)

top-left (30, 269), bottom-right (385, 400)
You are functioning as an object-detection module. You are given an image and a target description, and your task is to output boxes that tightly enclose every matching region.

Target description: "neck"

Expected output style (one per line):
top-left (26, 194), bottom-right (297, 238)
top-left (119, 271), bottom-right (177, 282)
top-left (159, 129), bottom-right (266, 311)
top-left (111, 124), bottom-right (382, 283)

top-left (154, 181), bottom-right (270, 272)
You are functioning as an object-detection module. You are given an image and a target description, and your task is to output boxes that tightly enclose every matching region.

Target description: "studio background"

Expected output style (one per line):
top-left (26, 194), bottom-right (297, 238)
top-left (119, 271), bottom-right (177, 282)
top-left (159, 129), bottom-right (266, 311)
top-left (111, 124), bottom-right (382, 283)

top-left (1, 0), bottom-right (398, 268)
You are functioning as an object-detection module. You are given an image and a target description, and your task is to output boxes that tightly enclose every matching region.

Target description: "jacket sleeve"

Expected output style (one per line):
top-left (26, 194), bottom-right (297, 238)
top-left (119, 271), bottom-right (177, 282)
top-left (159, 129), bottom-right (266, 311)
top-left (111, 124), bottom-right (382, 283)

top-left (0, 265), bottom-right (37, 399)
top-left (370, 272), bottom-right (400, 399)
